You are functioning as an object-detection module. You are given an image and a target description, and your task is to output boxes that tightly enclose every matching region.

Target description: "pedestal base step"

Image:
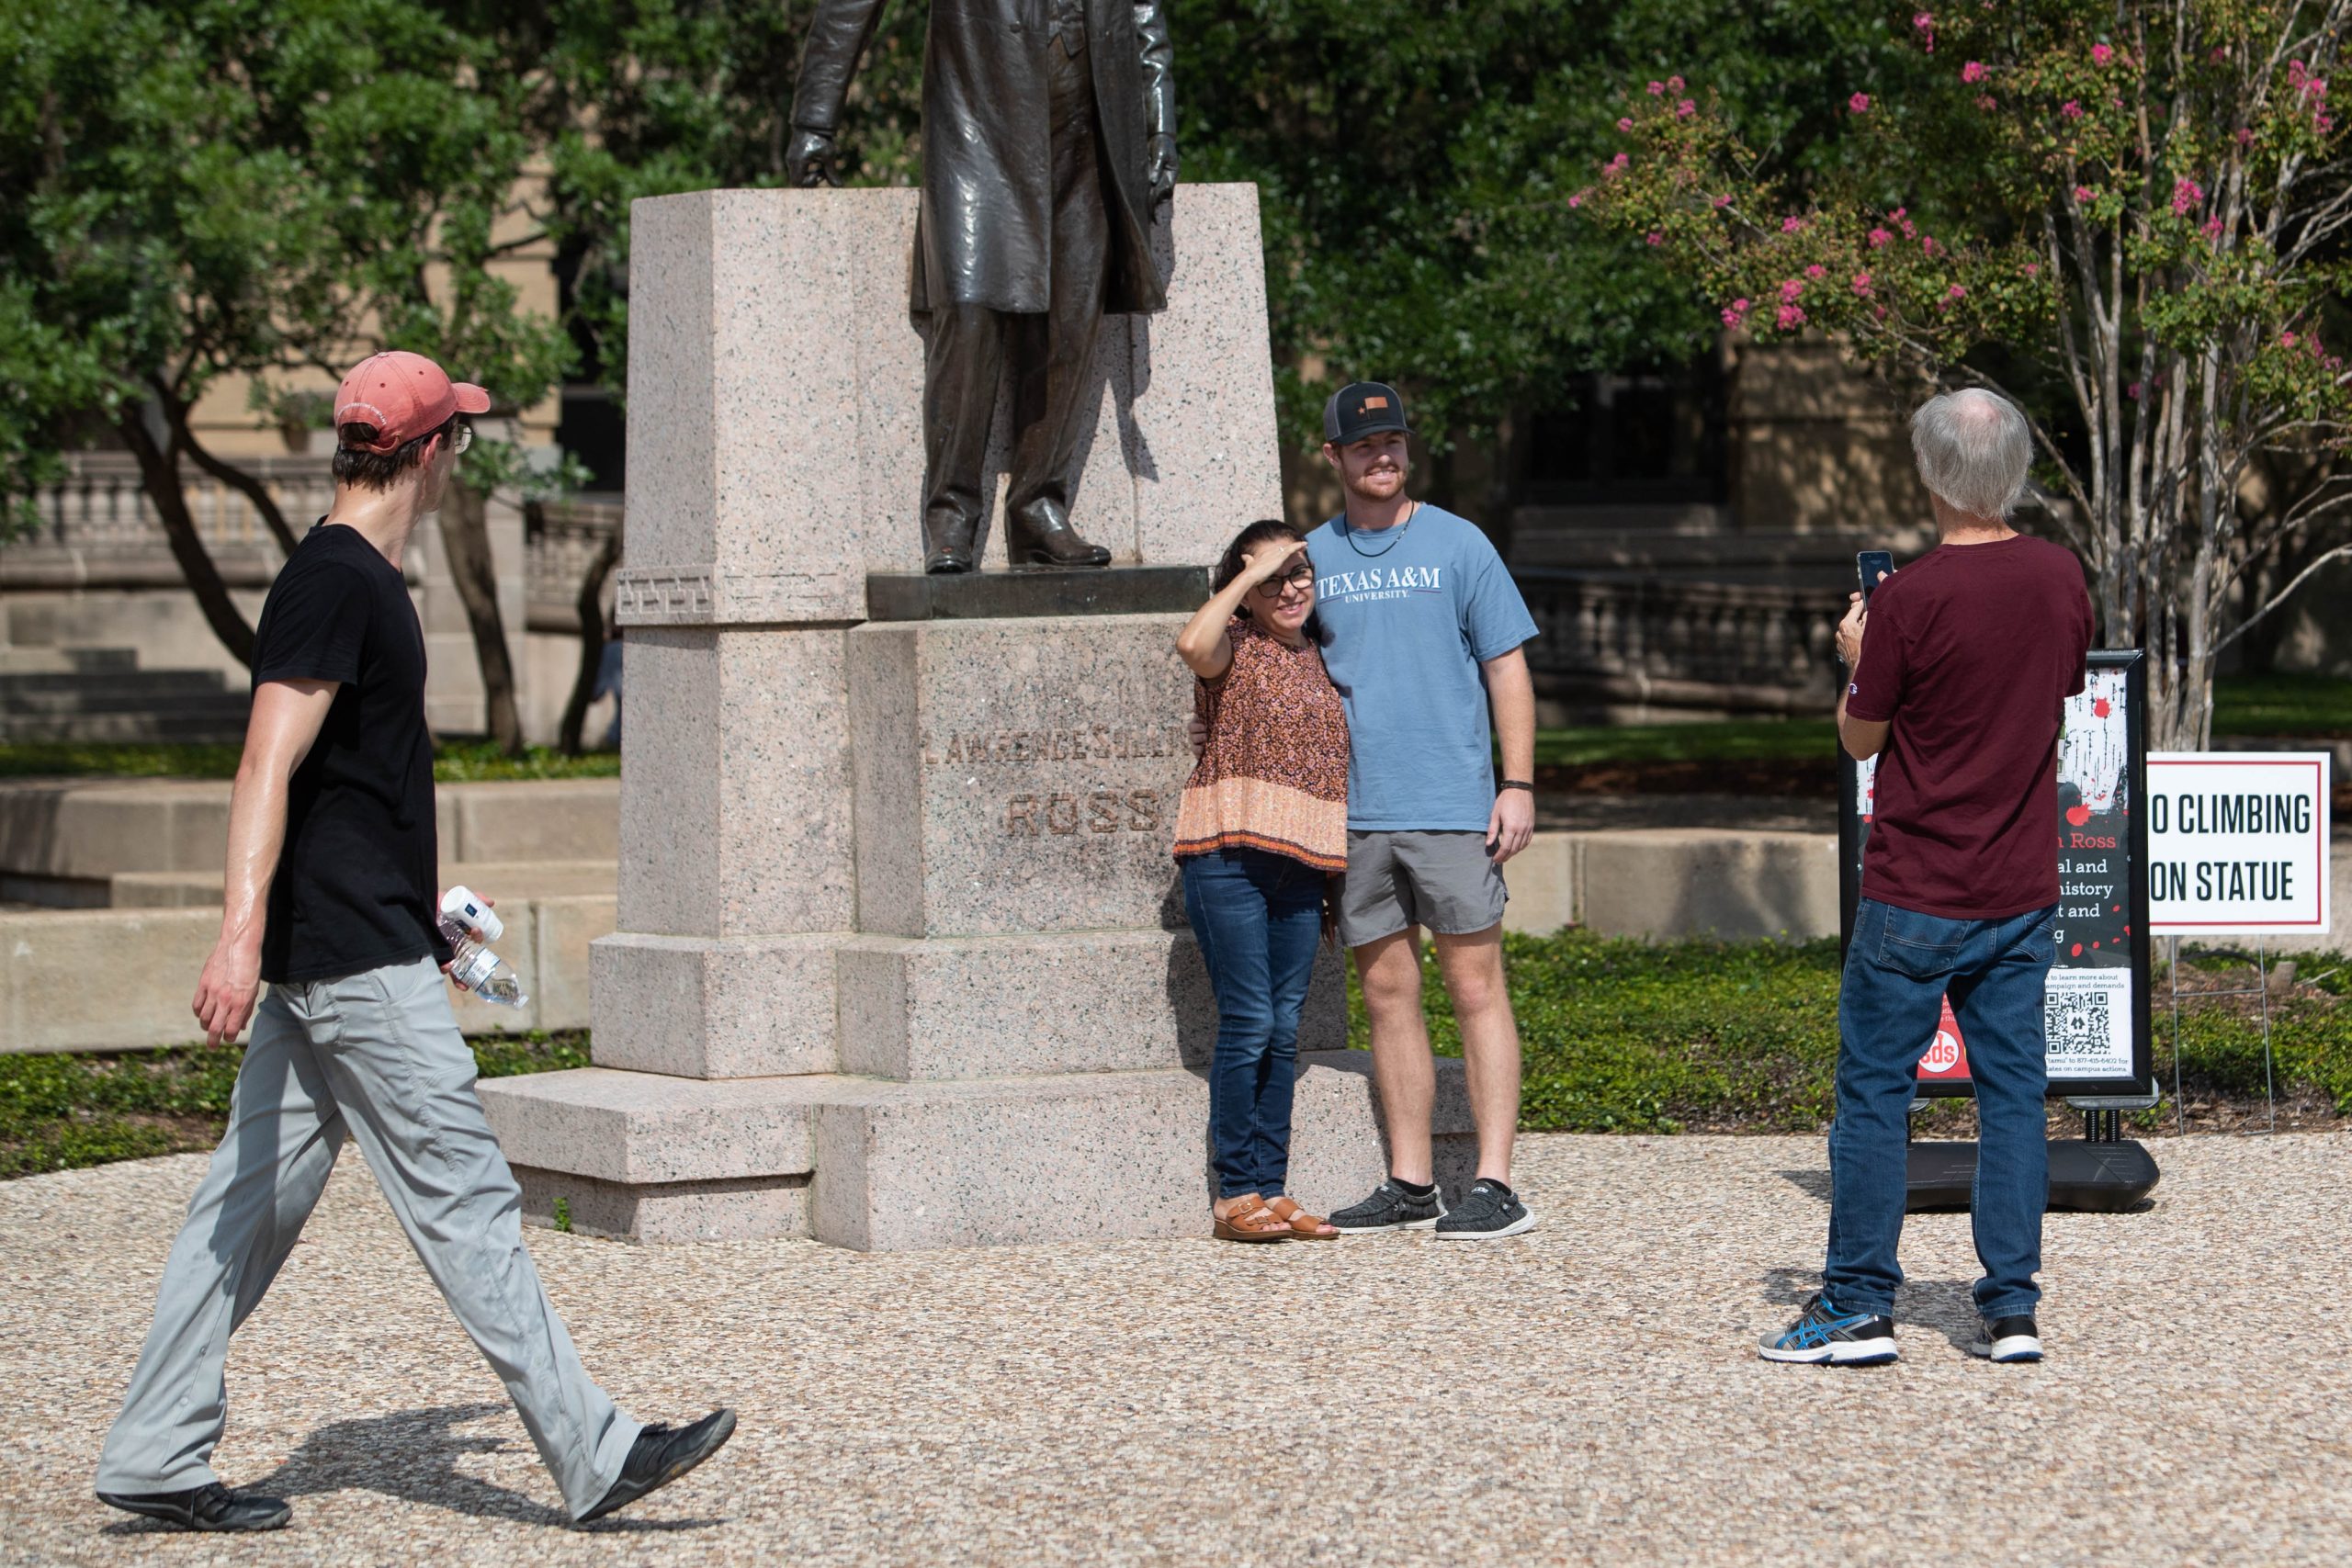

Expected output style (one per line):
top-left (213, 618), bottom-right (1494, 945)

top-left (481, 1052), bottom-right (1475, 1249)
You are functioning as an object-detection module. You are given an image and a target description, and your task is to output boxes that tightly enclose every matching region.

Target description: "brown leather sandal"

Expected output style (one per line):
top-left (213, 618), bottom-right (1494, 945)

top-left (1212, 1193), bottom-right (1293, 1243)
top-left (1263, 1196), bottom-right (1340, 1240)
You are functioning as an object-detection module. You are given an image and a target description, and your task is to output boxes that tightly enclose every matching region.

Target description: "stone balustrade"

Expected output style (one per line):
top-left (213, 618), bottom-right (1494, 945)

top-left (526, 497), bottom-right (622, 632)
top-left (7, 452), bottom-right (323, 588)
top-left (1517, 568), bottom-right (1848, 716)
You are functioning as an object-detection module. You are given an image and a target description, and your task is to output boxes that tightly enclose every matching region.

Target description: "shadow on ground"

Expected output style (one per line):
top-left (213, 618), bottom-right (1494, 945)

top-left (102, 1403), bottom-right (725, 1536)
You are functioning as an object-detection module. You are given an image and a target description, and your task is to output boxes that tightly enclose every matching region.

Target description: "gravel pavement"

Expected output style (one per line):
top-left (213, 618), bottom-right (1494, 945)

top-left (5, 1132), bottom-right (2348, 1566)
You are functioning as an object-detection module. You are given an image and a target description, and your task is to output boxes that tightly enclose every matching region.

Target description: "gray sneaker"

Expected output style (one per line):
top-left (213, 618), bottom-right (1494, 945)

top-left (1329, 1179), bottom-right (1445, 1233)
top-left (1434, 1179), bottom-right (1536, 1239)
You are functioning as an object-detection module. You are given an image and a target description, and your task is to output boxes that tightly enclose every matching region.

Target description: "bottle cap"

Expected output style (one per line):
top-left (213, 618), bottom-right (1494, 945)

top-left (438, 886), bottom-right (504, 943)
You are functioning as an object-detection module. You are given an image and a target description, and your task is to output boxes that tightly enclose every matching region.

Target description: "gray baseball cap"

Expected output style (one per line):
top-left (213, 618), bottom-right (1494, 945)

top-left (1323, 381), bottom-right (1410, 445)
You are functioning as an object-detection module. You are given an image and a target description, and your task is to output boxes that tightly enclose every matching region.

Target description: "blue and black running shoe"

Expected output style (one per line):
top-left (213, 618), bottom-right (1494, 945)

top-left (1758, 1292), bottom-right (1899, 1365)
top-left (1968, 1314), bottom-right (2043, 1363)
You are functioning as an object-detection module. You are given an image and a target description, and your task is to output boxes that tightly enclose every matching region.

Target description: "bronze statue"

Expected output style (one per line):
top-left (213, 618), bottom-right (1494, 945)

top-left (788, 0), bottom-right (1178, 573)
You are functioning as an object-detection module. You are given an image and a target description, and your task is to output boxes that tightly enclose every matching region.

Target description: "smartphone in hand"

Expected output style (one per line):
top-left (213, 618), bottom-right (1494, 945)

top-left (1856, 550), bottom-right (1894, 604)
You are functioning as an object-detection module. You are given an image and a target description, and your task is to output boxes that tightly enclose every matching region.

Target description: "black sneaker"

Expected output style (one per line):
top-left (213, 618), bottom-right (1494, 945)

top-left (96, 1483), bottom-right (291, 1532)
top-left (1433, 1179), bottom-right (1536, 1240)
top-left (1758, 1292), bottom-right (1899, 1365)
top-left (1968, 1314), bottom-right (2044, 1363)
top-left (1328, 1179), bottom-right (1444, 1233)
top-left (579, 1408), bottom-right (738, 1524)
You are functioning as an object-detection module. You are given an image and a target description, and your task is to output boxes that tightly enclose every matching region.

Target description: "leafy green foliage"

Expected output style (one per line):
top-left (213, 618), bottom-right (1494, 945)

top-left (1347, 931), bottom-right (2352, 1134)
top-left (0, 0), bottom-right (575, 528)
top-left (1578, 1), bottom-right (2352, 749)
top-left (2211, 671), bottom-right (2352, 737)
top-left (1532, 719), bottom-right (1836, 767)
top-left (1171, 0), bottom-right (1922, 446)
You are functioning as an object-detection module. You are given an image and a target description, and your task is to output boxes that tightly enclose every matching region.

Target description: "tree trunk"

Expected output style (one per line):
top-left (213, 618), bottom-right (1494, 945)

top-left (558, 529), bottom-right (621, 755)
top-left (119, 402), bottom-right (255, 668)
top-left (178, 421), bottom-right (302, 558)
top-left (438, 477), bottom-right (526, 753)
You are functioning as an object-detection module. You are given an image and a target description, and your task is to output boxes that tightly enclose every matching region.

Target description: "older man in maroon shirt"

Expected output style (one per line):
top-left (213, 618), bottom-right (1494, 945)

top-left (1760, 388), bottom-right (2093, 1370)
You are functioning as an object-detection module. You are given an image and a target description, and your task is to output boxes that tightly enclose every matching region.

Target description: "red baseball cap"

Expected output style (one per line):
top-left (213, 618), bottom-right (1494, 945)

top-left (334, 351), bottom-right (492, 455)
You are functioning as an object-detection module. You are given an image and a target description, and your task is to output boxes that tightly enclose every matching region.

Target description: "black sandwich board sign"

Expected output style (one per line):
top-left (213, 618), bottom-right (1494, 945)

top-left (1837, 649), bottom-right (2155, 1101)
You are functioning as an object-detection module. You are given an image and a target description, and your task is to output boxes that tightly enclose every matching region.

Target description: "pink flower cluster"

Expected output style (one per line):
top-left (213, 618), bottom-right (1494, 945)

top-left (1567, 188), bottom-right (1591, 209)
top-left (2091, 43), bottom-right (2114, 66)
top-left (2074, 184), bottom-right (2096, 203)
top-left (1781, 215), bottom-right (1808, 233)
top-left (2171, 176), bottom-right (2204, 216)
top-left (1869, 227), bottom-right (1893, 248)
top-left (1851, 271), bottom-right (1874, 297)
top-left (1849, 93), bottom-right (1871, 113)
top-left (1779, 278), bottom-right (1804, 304)
top-left (1723, 298), bottom-right (1751, 329)
top-left (1778, 305), bottom-right (1807, 330)
top-left (1962, 60), bottom-right (1986, 84)
top-left (1677, 99), bottom-right (1697, 118)
top-left (2062, 99), bottom-right (2085, 119)
top-left (1647, 80), bottom-right (1665, 96)
top-left (1804, 264), bottom-right (1826, 278)
top-left (1913, 11), bottom-right (1935, 52)
top-left (1617, 117), bottom-right (1634, 132)
top-left (1603, 152), bottom-right (1630, 180)
top-left (2279, 328), bottom-right (2343, 371)
top-left (2288, 59), bottom-right (2335, 133)
top-left (1646, 231), bottom-right (1664, 246)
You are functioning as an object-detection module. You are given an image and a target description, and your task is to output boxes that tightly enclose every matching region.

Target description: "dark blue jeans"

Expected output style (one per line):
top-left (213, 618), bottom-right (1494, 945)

top-left (1181, 848), bottom-right (1325, 1200)
top-left (1826, 897), bottom-right (2057, 1319)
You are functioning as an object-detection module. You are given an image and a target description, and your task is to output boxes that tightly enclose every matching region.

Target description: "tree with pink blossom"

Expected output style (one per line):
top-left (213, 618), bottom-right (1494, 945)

top-left (1578, 0), bottom-right (2352, 748)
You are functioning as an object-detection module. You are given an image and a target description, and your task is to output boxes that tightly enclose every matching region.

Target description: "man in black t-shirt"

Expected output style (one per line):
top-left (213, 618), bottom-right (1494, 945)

top-left (95, 352), bottom-right (735, 1532)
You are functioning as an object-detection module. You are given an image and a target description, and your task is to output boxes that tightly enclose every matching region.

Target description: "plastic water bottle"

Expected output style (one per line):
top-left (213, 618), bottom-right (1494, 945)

top-left (437, 886), bottom-right (528, 1009)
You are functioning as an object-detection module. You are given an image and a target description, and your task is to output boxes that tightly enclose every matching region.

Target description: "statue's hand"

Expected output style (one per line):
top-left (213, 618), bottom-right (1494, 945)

top-left (1148, 134), bottom-right (1180, 211)
top-left (786, 128), bottom-right (841, 188)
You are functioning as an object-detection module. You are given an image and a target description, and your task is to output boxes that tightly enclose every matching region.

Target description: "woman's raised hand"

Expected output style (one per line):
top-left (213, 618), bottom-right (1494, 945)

top-left (1238, 537), bottom-right (1304, 586)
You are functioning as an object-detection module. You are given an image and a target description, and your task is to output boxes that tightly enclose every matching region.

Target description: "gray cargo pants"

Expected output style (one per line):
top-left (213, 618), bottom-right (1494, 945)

top-left (95, 955), bottom-right (641, 1519)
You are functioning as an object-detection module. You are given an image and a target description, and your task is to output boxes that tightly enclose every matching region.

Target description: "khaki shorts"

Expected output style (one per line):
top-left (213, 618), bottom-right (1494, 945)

top-left (1336, 829), bottom-right (1509, 948)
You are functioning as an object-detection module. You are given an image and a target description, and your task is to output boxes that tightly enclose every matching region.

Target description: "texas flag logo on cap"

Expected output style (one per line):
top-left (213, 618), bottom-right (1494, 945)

top-left (334, 351), bottom-right (492, 455)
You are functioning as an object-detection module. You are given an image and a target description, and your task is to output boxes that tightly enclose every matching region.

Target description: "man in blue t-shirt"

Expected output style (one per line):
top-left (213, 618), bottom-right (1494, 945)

top-left (1309, 381), bottom-right (1541, 1240)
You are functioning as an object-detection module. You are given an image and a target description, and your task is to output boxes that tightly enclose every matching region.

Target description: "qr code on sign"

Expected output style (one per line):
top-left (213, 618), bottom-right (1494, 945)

top-left (2046, 987), bottom-right (2111, 1058)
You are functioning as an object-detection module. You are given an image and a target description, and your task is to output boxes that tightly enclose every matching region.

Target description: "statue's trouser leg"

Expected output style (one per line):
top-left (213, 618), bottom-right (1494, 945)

top-left (922, 304), bottom-right (1009, 569)
top-left (1005, 33), bottom-right (1113, 532)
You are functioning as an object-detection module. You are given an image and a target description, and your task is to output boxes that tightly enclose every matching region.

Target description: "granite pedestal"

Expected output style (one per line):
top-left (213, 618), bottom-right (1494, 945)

top-left (477, 186), bottom-right (1472, 1248)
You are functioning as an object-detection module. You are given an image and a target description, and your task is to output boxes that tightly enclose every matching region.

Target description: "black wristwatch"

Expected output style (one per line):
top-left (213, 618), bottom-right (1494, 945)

top-left (1499, 780), bottom-right (1534, 793)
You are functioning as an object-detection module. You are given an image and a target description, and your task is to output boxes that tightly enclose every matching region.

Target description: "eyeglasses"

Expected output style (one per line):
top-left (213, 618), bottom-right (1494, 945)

top-left (450, 422), bottom-right (473, 457)
top-left (1252, 563), bottom-right (1315, 598)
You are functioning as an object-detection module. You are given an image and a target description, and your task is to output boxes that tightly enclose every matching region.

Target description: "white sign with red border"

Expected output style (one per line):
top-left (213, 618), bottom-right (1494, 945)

top-left (2145, 752), bottom-right (2332, 935)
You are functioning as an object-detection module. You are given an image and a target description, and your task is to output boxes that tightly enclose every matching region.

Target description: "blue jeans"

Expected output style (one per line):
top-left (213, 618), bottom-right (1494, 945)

top-left (1181, 848), bottom-right (1325, 1199)
top-left (1826, 897), bottom-right (2056, 1319)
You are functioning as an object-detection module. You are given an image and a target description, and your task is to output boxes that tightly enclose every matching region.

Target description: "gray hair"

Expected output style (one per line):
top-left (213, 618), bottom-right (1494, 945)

top-left (1910, 388), bottom-right (2032, 518)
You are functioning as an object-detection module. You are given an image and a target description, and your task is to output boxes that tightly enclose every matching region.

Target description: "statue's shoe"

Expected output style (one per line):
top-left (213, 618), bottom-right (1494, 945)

top-left (1007, 498), bottom-right (1111, 568)
top-left (922, 513), bottom-right (979, 574)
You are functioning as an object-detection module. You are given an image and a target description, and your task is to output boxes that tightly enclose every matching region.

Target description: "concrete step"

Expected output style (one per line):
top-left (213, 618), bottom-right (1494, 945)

top-left (0, 690), bottom-right (247, 717)
top-left (0, 712), bottom-right (249, 744)
top-left (107, 858), bottom-right (618, 908)
top-left (0, 664), bottom-right (246, 743)
top-left (0, 648), bottom-right (140, 675)
top-left (0, 670), bottom-right (232, 697)
top-left (480, 1051), bottom-right (1476, 1248)
top-left (0, 891), bottom-right (614, 1050)
top-left (0, 776), bottom-right (620, 882)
